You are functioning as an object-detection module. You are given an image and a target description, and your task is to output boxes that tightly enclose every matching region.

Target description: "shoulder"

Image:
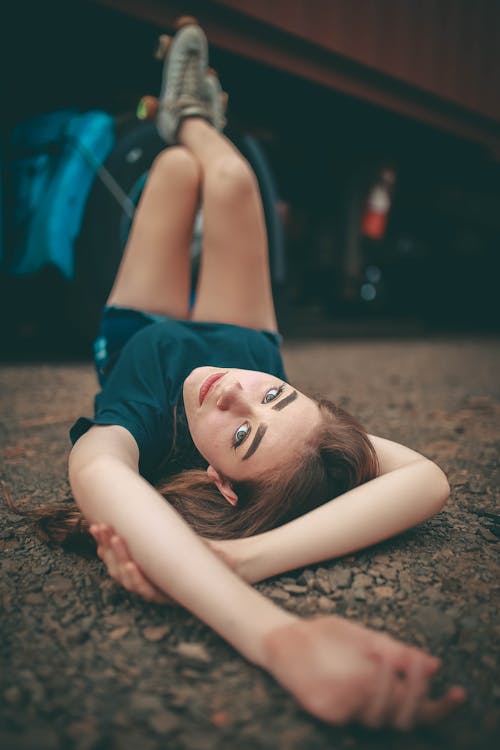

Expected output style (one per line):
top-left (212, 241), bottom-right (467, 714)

top-left (69, 424), bottom-right (139, 474)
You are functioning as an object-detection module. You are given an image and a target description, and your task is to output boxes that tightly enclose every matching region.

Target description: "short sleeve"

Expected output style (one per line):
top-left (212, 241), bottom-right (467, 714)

top-left (69, 325), bottom-right (173, 478)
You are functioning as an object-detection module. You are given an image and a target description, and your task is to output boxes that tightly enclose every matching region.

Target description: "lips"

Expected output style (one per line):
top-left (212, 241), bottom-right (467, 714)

top-left (199, 372), bottom-right (226, 405)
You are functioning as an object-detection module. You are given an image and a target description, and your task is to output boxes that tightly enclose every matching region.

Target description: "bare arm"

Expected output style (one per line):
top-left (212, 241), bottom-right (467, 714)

top-left (68, 424), bottom-right (295, 666)
top-left (236, 435), bottom-right (450, 583)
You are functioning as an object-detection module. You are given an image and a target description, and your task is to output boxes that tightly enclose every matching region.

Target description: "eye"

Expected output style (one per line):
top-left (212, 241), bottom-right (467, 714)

top-left (262, 384), bottom-right (285, 404)
top-left (232, 421), bottom-right (251, 449)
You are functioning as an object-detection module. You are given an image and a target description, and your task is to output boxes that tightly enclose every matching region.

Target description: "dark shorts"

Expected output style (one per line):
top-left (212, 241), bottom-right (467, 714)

top-left (93, 306), bottom-right (172, 387)
top-left (93, 305), bottom-right (283, 388)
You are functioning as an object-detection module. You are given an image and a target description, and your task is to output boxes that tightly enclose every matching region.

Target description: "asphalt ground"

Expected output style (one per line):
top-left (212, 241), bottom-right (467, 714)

top-left (1, 335), bottom-right (499, 750)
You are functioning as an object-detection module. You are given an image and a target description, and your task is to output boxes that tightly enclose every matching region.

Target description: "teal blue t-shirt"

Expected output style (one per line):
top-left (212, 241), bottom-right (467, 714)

top-left (70, 319), bottom-right (286, 480)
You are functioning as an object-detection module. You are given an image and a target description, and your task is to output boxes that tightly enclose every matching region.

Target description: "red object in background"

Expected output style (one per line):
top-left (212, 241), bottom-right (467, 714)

top-left (361, 166), bottom-right (397, 240)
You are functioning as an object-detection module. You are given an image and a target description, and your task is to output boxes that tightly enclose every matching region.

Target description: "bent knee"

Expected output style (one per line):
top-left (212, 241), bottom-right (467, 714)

top-left (150, 146), bottom-right (200, 185)
top-left (208, 155), bottom-right (257, 201)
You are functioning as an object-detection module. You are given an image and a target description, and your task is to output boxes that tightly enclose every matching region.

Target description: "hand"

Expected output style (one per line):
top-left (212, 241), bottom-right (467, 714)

top-left (262, 615), bottom-right (466, 730)
top-left (90, 524), bottom-right (176, 604)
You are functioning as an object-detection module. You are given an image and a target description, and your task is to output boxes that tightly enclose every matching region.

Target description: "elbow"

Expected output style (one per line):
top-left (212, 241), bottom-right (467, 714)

top-left (429, 460), bottom-right (451, 515)
top-left (67, 449), bottom-right (108, 518)
top-left (68, 446), bottom-right (91, 504)
top-left (67, 457), bottom-right (91, 517)
top-left (68, 439), bottom-right (91, 482)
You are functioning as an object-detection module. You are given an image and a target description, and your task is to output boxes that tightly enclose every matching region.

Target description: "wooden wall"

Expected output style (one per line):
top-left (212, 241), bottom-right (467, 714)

top-left (216, 0), bottom-right (499, 122)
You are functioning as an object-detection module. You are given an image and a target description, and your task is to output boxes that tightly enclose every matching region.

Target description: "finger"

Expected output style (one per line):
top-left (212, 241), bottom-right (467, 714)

top-left (360, 658), bottom-right (396, 728)
top-left (123, 561), bottom-right (169, 602)
top-left (110, 535), bottom-right (132, 565)
top-left (419, 686), bottom-right (467, 726)
top-left (100, 525), bottom-right (114, 548)
top-left (126, 562), bottom-right (171, 603)
top-left (94, 527), bottom-right (119, 580)
top-left (372, 630), bottom-right (439, 666)
top-left (93, 525), bottom-right (105, 547)
top-left (90, 525), bottom-right (104, 545)
top-left (373, 663), bottom-right (400, 729)
top-left (392, 658), bottom-right (428, 731)
top-left (98, 535), bottom-right (120, 578)
top-left (111, 535), bottom-right (140, 587)
top-left (117, 561), bottom-right (138, 591)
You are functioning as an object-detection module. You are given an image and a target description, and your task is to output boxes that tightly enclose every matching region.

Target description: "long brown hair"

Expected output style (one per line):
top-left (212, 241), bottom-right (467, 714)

top-left (4, 398), bottom-right (378, 545)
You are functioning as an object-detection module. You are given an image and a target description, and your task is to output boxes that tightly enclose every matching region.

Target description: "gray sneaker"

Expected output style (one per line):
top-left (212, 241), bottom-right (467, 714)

top-left (204, 70), bottom-right (228, 133)
top-left (157, 24), bottom-right (213, 143)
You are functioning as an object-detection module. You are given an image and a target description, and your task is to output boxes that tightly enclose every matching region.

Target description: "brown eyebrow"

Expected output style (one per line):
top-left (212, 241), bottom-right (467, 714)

top-left (272, 390), bottom-right (298, 411)
top-left (242, 423), bottom-right (267, 461)
top-left (241, 391), bottom-right (298, 461)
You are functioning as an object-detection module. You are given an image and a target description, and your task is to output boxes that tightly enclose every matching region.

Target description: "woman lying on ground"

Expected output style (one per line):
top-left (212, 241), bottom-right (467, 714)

top-left (36, 22), bottom-right (466, 730)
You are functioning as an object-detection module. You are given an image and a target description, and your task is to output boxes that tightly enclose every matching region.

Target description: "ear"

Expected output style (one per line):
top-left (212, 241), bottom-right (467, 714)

top-left (207, 465), bottom-right (238, 506)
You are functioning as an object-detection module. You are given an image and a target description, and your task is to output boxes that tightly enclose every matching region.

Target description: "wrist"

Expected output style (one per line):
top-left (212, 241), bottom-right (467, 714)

top-left (258, 615), bottom-right (313, 676)
top-left (199, 539), bottom-right (298, 667)
top-left (238, 533), bottom-right (266, 584)
top-left (245, 605), bottom-right (298, 668)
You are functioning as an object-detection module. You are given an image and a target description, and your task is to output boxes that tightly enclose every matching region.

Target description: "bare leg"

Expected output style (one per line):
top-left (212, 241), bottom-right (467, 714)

top-left (179, 119), bottom-right (278, 332)
top-left (106, 146), bottom-right (201, 319)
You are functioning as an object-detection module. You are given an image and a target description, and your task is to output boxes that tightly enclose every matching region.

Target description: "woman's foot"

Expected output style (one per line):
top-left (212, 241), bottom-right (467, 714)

top-left (157, 23), bottom-right (213, 144)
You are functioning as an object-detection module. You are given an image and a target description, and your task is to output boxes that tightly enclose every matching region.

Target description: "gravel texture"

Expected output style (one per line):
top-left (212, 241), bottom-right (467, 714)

top-left (1, 336), bottom-right (499, 749)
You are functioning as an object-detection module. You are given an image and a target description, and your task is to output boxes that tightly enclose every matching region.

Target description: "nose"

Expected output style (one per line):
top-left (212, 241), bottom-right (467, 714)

top-left (216, 380), bottom-right (252, 413)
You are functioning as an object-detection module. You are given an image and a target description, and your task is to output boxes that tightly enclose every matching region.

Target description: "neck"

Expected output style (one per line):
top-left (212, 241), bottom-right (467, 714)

top-left (153, 395), bottom-right (207, 481)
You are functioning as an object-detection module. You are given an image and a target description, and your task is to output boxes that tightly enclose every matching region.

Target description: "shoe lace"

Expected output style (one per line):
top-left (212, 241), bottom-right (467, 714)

top-left (175, 49), bottom-right (204, 100)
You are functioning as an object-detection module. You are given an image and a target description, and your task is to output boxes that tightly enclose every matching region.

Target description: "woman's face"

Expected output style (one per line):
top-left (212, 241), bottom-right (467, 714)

top-left (183, 367), bottom-right (320, 482)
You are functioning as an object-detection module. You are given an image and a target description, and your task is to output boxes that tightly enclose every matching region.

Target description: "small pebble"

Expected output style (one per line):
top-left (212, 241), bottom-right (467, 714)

top-left (353, 573), bottom-right (373, 587)
top-left (313, 578), bottom-right (331, 595)
top-left (269, 589), bottom-right (291, 601)
top-left (176, 642), bottom-right (211, 663)
top-left (143, 625), bottom-right (170, 642)
top-left (109, 626), bottom-right (130, 640)
top-left (328, 568), bottom-right (353, 588)
top-left (282, 584), bottom-right (308, 595)
top-left (297, 569), bottom-right (315, 585)
top-left (374, 585), bottom-right (395, 598)
top-left (24, 592), bottom-right (44, 605)
top-left (318, 597), bottom-right (333, 611)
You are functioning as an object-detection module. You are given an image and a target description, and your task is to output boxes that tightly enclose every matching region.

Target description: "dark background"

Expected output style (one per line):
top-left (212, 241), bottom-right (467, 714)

top-left (3, 0), bottom-right (500, 359)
